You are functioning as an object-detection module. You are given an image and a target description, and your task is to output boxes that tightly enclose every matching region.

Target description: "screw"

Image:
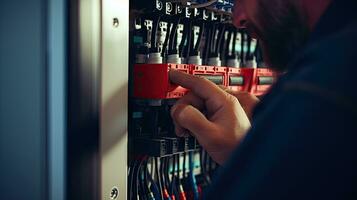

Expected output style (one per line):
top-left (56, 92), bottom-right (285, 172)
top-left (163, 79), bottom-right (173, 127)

top-left (113, 18), bottom-right (119, 28)
top-left (110, 187), bottom-right (119, 199)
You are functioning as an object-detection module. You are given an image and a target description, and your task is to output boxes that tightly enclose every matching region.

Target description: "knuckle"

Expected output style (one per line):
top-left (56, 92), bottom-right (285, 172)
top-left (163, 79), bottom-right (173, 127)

top-left (225, 92), bottom-right (240, 105)
top-left (171, 104), bottom-right (184, 120)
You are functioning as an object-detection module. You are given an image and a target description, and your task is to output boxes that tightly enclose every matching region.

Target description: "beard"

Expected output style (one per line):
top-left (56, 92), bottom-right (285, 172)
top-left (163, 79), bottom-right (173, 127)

top-left (249, 1), bottom-right (310, 72)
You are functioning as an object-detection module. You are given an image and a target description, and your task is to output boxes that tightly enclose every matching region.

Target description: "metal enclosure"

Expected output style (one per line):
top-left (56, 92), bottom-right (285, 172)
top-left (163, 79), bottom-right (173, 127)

top-left (100, 0), bottom-right (129, 199)
top-left (67, 0), bottom-right (129, 199)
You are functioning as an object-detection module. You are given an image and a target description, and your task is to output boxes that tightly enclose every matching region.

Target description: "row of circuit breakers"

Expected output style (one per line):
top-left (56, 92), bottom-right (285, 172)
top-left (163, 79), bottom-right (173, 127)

top-left (128, 1), bottom-right (278, 200)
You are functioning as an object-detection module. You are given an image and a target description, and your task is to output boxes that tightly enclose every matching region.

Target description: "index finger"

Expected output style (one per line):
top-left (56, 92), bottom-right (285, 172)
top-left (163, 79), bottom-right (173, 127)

top-left (169, 69), bottom-right (226, 102)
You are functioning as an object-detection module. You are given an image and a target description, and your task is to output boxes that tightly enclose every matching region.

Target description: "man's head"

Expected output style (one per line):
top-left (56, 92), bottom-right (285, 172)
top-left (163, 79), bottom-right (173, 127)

top-left (234, 0), bottom-right (331, 71)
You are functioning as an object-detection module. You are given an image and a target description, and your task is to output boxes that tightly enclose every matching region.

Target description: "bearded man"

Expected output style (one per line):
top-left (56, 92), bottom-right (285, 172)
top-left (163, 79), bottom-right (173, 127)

top-left (170, 0), bottom-right (357, 199)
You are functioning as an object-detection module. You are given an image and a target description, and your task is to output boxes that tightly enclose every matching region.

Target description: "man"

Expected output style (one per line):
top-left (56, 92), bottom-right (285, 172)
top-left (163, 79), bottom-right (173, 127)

top-left (170, 0), bottom-right (357, 199)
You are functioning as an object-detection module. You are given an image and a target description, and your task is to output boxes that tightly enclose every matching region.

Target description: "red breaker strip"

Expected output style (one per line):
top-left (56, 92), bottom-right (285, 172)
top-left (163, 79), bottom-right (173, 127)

top-left (133, 63), bottom-right (278, 99)
top-left (250, 68), bottom-right (276, 96)
top-left (227, 68), bottom-right (255, 93)
top-left (133, 63), bottom-right (190, 99)
top-left (190, 65), bottom-right (227, 86)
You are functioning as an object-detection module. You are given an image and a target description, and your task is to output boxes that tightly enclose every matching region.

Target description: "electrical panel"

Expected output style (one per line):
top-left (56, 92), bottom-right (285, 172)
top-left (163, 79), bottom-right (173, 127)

top-left (128, 1), bottom-right (277, 199)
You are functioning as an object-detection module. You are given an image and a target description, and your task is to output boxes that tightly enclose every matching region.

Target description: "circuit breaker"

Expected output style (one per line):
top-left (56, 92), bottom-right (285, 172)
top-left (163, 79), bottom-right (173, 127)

top-left (69, 0), bottom-right (278, 199)
top-left (127, 1), bottom-right (277, 200)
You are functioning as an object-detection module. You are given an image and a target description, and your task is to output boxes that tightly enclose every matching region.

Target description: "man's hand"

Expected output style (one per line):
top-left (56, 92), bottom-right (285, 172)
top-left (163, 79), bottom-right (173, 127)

top-left (218, 87), bottom-right (260, 121)
top-left (170, 70), bottom-right (252, 164)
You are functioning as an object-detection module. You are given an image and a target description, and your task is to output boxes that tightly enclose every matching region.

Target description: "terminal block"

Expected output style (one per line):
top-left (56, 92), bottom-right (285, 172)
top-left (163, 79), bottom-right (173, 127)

top-left (250, 68), bottom-right (276, 96)
top-left (190, 65), bottom-right (226, 85)
top-left (134, 64), bottom-right (278, 99)
top-left (226, 68), bottom-right (255, 92)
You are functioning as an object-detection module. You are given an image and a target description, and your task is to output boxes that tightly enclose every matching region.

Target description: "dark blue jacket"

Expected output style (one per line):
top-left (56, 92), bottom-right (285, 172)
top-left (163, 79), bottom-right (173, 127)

top-left (205, 0), bottom-right (357, 199)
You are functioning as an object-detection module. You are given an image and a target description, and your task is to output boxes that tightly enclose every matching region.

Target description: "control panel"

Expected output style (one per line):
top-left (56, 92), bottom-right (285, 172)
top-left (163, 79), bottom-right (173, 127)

top-left (128, 1), bottom-right (278, 199)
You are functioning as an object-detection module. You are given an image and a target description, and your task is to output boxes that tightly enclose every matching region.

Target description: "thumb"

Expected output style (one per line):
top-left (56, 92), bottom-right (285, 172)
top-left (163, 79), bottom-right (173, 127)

top-left (171, 104), bottom-right (215, 139)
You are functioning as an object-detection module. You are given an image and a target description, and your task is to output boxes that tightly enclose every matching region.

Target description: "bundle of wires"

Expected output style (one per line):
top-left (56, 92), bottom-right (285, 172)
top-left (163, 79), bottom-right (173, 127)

top-left (129, 157), bottom-right (147, 200)
top-left (142, 159), bottom-right (155, 200)
top-left (129, 156), bottom-right (165, 200)
top-left (204, 22), bottom-right (226, 59)
top-left (224, 27), bottom-right (238, 59)
top-left (189, 0), bottom-right (218, 9)
top-left (146, 158), bottom-right (163, 200)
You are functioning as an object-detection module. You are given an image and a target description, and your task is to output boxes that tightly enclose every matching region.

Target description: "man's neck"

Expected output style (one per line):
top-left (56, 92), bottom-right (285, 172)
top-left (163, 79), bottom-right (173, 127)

top-left (301, 0), bottom-right (333, 31)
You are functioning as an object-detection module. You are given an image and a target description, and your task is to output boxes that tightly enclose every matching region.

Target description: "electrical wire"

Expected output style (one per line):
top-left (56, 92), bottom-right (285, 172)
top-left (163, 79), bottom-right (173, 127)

top-left (134, 158), bottom-right (146, 200)
top-left (165, 157), bottom-right (171, 192)
top-left (210, 23), bottom-right (217, 55)
top-left (232, 29), bottom-right (237, 56)
top-left (169, 18), bottom-right (181, 52)
top-left (240, 29), bottom-right (245, 63)
top-left (199, 149), bottom-right (204, 175)
top-left (151, 15), bottom-right (162, 51)
top-left (179, 21), bottom-right (189, 57)
top-left (176, 154), bottom-right (187, 200)
top-left (216, 24), bottom-right (226, 55)
top-left (189, 25), bottom-right (195, 55)
top-left (143, 159), bottom-right (153, 199)
top-left (194, 23), bottom-right (205, 53)
top-left (163, 157), bottom-right (173, 200)
top-left (189, 0), bottom-right (218, 8)
top-left (185, 21), bottom-right (193, 59)
top-left (162, 21), bottom-right (172, 56)
top-left (225, 29), bottom-right (233, 57)
top-left (155, 158), bottom-right (164, 200)
top-left (160, 158), bottom-right (166, 191)
top-left (129, 160), bottom-right (139, 200)
top-left (136, 159), bottom-right (145, 200)
top-left (183, 152), bottom-right (186, 179)
top-left (247, 34), bottom-right (252, 60)
top-left (170, 156), bottom-right (178, 199)
top-left (146, 158), bottom-right (161, 200)
top-left (203, 24), bottom-right (212, 64)
top-left (176, 154), bottom-right (180, 179)
top-left (160, 157), bottom-right (171, 200)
